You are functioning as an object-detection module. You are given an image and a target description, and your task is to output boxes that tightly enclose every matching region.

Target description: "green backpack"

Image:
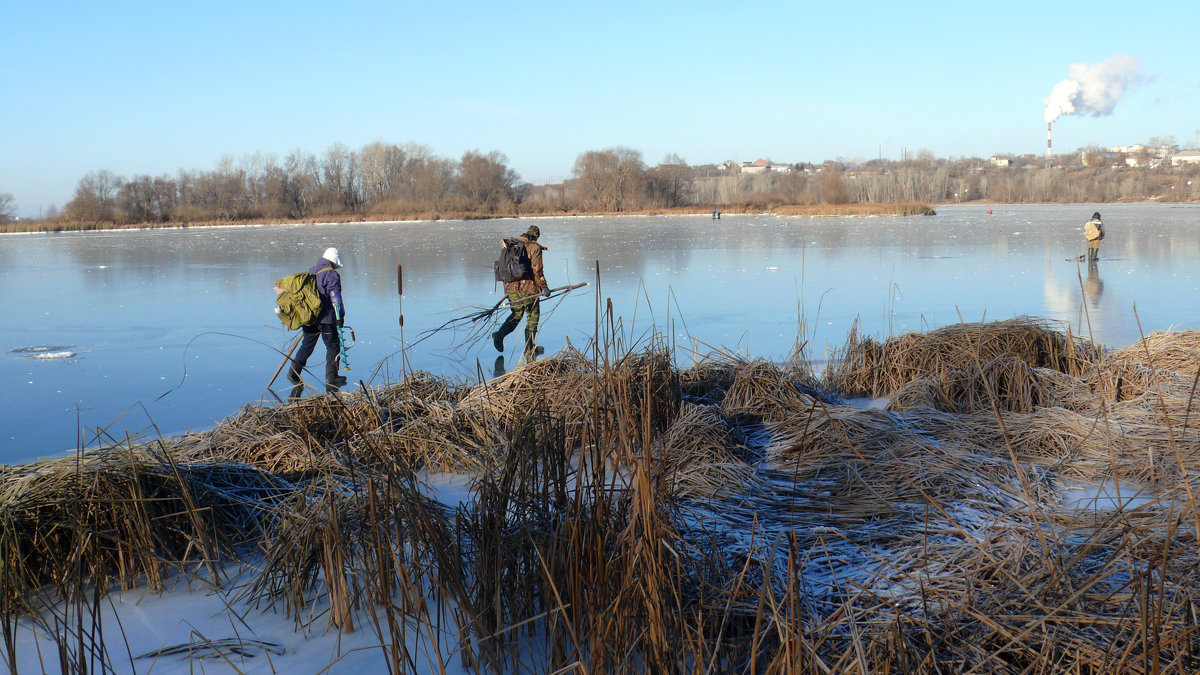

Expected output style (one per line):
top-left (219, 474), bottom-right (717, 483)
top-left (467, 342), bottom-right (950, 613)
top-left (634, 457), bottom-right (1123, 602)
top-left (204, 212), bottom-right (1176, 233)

top-left (273, 271), bottom-right (324, 330)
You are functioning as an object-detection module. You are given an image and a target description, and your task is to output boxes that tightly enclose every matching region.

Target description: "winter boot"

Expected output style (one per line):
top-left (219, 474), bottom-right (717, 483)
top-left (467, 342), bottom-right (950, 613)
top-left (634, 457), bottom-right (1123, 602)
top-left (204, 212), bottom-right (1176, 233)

top-left (493, 317), bottom-right (519, 352)
top-left (523, 330), bottom-right (545, 358)
top-left (326, 358), bottom-right (348, 389)
top-left (286, 367), bottom-right (302, 385)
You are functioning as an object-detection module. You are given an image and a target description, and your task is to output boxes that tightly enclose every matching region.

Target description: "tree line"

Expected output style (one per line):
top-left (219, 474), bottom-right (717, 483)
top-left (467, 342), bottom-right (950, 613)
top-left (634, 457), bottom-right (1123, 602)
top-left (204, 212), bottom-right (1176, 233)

top-left (4, 142), bottom-right (1199, 229)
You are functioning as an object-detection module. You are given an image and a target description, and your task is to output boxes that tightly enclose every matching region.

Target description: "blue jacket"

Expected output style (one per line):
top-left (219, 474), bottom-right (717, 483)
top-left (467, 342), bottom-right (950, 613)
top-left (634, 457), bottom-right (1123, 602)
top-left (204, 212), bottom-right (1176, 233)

top-left (309, 259), bottom-right (344, 324)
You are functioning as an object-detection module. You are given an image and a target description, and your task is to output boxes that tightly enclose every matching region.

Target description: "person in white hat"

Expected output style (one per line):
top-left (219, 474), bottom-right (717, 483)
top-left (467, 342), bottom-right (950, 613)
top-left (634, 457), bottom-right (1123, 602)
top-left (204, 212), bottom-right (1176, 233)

top-left (288, 247), bottom-right (348, 391)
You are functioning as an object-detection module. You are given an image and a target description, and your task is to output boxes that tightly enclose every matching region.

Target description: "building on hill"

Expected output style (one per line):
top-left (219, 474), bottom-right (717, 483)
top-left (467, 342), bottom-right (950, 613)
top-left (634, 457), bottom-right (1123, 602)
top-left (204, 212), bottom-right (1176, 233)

top-left (740, 158), bottom-right (794, 174)
top-left (1171, 150), bottom-right (1200, 166)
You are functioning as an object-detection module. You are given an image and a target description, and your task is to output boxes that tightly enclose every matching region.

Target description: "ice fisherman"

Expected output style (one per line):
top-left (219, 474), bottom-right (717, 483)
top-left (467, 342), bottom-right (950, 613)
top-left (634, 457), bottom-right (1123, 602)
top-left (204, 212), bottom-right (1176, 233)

top-left (492, 225), bottom-right (550, 358)
top-left (1084, 211), bottom-right (1105, 262)
top-left (288, 247), bottom-right (349, 392)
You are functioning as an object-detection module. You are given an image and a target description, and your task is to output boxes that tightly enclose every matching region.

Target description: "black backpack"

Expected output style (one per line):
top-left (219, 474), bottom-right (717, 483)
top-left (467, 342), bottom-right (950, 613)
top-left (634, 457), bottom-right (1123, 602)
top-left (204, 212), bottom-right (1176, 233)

top-left (494, 238), bottom-right (531, 283)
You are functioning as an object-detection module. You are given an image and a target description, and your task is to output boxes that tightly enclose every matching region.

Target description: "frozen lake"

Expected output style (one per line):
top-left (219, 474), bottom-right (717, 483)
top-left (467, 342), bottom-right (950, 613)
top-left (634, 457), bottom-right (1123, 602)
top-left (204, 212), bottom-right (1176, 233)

top-left (3, 203), bottom-right (1198, 464)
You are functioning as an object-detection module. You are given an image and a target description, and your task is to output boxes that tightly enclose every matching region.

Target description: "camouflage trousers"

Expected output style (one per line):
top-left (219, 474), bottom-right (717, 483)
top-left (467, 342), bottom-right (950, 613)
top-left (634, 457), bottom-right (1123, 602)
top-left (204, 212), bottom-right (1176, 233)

top-left (502, 289), bottom-right (541, 332)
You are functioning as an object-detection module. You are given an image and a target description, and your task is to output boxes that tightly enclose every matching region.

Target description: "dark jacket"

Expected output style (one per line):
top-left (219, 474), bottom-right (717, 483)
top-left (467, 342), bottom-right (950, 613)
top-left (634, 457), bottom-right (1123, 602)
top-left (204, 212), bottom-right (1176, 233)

top-left (502, 235), bottom-right (548, 296)
top-left (309, 259), bottom-right (344, 324)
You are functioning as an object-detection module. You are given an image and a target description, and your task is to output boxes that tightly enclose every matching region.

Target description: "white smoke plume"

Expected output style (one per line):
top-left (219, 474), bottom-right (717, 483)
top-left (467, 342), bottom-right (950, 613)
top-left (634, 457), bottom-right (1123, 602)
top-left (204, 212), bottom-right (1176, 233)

top-left (1043, 55), bottom-right (1148, 124)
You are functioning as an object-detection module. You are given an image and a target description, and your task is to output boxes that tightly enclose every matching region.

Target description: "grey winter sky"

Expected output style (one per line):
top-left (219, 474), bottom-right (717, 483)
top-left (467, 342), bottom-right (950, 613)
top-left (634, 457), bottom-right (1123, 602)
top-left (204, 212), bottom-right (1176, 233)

top-left (2, 0), bottom-right (1198, 217)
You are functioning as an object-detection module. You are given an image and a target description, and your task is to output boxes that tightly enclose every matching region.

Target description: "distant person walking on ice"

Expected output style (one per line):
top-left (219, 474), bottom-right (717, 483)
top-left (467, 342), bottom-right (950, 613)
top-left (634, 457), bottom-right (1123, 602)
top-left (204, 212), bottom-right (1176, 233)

top-left (1084, 211), bottom-right (1104, 262)
top-left (492, 225), bottom-right (550, 358)
top-left (288, 247), bottom-right (348, 392)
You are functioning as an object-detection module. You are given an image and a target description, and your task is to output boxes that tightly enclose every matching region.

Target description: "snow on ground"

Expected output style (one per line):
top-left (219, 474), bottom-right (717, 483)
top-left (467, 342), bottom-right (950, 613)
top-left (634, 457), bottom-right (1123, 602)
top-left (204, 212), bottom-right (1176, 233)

top-left (7, 444), bottom-right (1177, 673)
top-left (9, 472), bottom-right (487, 675)
top-left (12, 568), bottom-right (469, 674)
top-left (1057, 478), bottom-right (1162, 513)
top-left (843, 396), bottom-right (890, 410)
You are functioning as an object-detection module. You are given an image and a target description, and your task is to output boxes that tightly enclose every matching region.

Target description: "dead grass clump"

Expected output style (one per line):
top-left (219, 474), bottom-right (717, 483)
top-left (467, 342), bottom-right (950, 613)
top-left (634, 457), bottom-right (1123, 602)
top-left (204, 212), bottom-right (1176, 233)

top-left (720, 359), bottom-right (817, 423)
top-left (766, 403), bottom-right (1024, 517)
top-left (364, 403), bottom-right (506, 473)
top-left (203, 398), bottom-right (363, 453)
top-left (459, 349), bottom-right (595, 425)
top-left (1087, 360), bottom-right (1180, 403)
top-left (678, 355), bottom-right (742, 404)
top-left (826, 317), bottom-right (1102, 398)
top-left (1104, 329), bottom-right (1200, 374)
top-left (461, 345), bottom-right (680, 446)
top-left (372, 371), bottom-right (467, 419)
top-left (170, 428), bottom-right (340, 476)
top-left (167, 396), bottom-right (387, 476)
top-left (0, 455), bottom-right (286, 608)
top-left (13, 318), bottom-right (1200, 673)
top-left (885, 355), bottom-right (1054, 414)
top-left (657, 403), bottom-right (758, 499)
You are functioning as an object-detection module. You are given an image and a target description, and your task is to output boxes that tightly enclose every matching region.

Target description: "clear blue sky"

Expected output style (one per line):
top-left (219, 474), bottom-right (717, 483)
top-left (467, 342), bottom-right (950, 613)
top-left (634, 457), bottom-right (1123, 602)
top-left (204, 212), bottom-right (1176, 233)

top-left (3, 0), bottom-right (1197, 217)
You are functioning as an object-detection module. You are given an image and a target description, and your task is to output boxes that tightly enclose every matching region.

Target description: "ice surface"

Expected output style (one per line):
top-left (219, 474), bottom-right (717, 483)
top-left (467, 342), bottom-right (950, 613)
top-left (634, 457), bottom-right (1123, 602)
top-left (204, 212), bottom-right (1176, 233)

top-left (2, 204), bottom-right (1199, 462)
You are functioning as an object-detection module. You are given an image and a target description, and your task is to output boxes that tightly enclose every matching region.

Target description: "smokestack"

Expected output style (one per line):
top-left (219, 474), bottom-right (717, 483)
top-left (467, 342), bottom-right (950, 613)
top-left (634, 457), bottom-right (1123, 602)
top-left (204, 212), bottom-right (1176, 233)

top-left (1047, 122), bottom-right (1052, 158)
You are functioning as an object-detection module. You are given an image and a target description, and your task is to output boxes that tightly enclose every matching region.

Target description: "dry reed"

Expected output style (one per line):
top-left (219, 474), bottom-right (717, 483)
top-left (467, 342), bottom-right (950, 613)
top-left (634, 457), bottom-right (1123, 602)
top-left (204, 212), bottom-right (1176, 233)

top-left (7, 318), bottom-right (1200, 673)
top-left (825, 316), bottom-right (1102, 398)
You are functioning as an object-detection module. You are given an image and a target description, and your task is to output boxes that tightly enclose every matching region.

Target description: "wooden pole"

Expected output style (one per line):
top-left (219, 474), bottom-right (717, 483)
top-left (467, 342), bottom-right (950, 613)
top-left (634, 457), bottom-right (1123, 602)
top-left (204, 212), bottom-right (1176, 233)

top-left (267, 334), bottom-right (303, 388)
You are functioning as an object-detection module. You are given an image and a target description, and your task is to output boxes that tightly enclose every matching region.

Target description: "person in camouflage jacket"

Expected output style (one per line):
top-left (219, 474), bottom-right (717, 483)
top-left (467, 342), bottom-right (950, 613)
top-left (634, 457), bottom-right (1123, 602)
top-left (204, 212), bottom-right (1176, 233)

top-left (493, 225), bottom-right (550, 358)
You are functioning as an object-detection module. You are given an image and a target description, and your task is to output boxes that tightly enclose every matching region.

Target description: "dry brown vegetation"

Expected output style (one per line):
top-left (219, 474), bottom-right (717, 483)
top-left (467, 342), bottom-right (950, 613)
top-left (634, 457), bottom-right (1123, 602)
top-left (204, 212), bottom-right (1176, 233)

top-left (0, 202), bottom-right (936, 234)
top-left (4, 317), bottom-right (1200, 673)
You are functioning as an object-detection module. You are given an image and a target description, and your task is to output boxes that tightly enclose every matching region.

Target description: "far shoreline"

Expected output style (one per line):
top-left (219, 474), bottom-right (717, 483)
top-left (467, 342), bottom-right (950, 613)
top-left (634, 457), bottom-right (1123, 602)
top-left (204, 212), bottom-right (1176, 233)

top-left (1, 202), bottom-right (938, 235)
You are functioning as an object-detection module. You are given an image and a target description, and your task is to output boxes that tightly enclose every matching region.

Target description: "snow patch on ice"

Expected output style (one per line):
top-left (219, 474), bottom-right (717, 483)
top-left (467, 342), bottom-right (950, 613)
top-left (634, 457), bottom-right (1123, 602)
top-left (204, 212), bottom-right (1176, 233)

top-left (1057, 480), bottom-right (1159, 513)
top-left (844, 396), bottom-right (890, 410)
top-left (12, 346), bottom-right (77, 360)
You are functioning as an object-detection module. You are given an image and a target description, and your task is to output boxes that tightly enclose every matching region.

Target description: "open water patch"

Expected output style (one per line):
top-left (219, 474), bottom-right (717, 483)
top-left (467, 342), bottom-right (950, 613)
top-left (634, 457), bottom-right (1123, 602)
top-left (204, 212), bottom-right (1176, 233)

top-left (11, 346), bottom-right (78, 360)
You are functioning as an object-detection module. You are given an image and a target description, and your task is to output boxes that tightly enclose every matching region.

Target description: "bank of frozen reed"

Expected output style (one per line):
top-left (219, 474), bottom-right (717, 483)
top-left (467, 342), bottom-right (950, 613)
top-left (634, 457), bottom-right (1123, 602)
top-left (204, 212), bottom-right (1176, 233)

top-left (4, 315), bottom-right (1200, 673)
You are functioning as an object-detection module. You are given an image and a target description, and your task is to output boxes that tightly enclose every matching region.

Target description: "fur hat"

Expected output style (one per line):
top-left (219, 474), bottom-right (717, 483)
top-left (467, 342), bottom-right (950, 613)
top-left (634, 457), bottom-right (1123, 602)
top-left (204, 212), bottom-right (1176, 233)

top-left (525, 225), bottom-right (541, 240)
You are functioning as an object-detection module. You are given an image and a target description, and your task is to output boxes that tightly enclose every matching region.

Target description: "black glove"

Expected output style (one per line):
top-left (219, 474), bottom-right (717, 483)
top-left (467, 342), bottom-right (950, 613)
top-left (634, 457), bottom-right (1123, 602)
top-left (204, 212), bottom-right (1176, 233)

top-left (541, 287), bottom-right (551, 298)
top-left (337, 317), bottom-right (344, 327)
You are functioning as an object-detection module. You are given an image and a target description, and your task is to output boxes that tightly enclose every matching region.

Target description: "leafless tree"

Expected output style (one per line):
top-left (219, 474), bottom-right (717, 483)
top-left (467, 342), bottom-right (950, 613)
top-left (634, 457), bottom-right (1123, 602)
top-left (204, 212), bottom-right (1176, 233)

top-left (818, 170), bottom-right (848, 205)
top-left (118, 174), bottom-right (177, 223)
top-left (321, 143), bottom-right (361, 212)
top-left (456, 150), bottom-right (518, 212)
top-left (0, 192), bottom-right (15, 222)
top-left (359, 141), bottom-right (408, 204)
top-left (573, 147), bottom-right (645, 211)
top-left (65, 170), bottom-right (123, 222)
top-left (643, 154), bottom-right (694, 207)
